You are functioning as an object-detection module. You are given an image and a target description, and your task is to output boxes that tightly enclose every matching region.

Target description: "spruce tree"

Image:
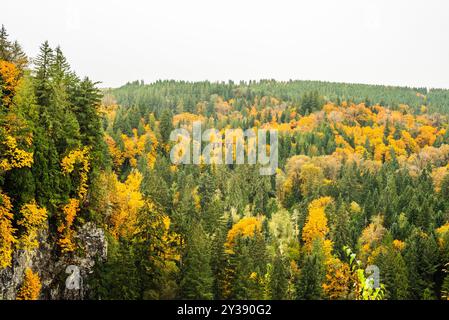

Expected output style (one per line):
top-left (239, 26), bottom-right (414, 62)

top-left (181, 224), bottom-right (214, 299)
top-left (270, 249), bottom-right (288, 299)
top-left (159, 108), bottom-right (174, 145)
top-left (69, 77), bottom-right (102, 149)
top-left (405, 230), bottom-right (439, 299)
top-left (374, 242), bottom-right (409, 299)
top-left (0, 25), bottom-right (11, 60)
top-left (10, 40), bottom-right (28, 69)
top-left (34, 41), bottom-right (54, 107)
top-left (296, 239), bottom-right (326, 299)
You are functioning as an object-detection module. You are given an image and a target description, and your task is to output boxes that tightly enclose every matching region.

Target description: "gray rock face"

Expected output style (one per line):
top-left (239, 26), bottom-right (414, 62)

top-left (0, 222), bottom-right (107, 300)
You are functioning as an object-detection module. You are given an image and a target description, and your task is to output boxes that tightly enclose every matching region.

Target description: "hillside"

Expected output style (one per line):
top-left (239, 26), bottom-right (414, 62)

top-left (1, 26), bottom-right (449, 300)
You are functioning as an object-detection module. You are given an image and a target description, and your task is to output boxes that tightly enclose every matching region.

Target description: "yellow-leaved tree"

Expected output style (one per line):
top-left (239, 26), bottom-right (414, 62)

top-left (61, 147), bottom-right (90, 199)
top-left (57, 199), bottom-right (79, 253)
top-left (16, 268), bottom-right (41, 300)
top-left (322, 258), bottom-right (351, 299)
top-left (17, 201), bottom-right (47, 250)
top-left (104, 134), bottom-right (124, 168)
top-left (358, 215), bottom-right (386, 262)
top-left (0, 60), bottom-right (20, 107)
top-left (109, 170), bottom-right (145, 239)
top-left (121, 128), bottom-right (146, 168)
top-left (0, 191), bottom-right (16, 268)
top-left (0, 134), bottom-right (33, 173)
top-left (145, 124), bottom-right (159, 169)
top-left (302, 197), bottom-right (352, 299)
top-left (225, 216), bottom-right (263, 253)
top-left (302, 197), bottom-right (333, 252)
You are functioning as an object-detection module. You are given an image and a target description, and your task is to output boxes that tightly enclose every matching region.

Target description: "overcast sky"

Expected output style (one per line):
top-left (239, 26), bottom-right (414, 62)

top-left (1, 0), bottom-right (448, 88)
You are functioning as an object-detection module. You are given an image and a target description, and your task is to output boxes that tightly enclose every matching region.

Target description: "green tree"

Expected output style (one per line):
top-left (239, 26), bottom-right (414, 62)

top-left (404, 230), bottom-right (439, 299)
top-left (34, 41), bottom-right (53, 107)
top-left (374, 241), bottom-right (409, 299)
top-left (0, 25), bottom-right (11, 60)
top-left (296, 239), bottom-right (326, 299)
top-left (270, 249), bottom-right (288, 299)
top-left (159, 108), bottom-right (174, 145)
top-left (181, 224), bottom-right (214, 299)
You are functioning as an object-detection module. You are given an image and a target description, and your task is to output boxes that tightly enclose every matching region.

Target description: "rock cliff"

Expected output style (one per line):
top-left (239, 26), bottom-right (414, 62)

top-left (0, 222), bottom-right (107, 300)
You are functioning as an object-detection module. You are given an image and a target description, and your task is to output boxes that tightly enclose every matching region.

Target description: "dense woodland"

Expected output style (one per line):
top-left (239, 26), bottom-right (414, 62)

top-left (1, 26), bottom-right (449, 300)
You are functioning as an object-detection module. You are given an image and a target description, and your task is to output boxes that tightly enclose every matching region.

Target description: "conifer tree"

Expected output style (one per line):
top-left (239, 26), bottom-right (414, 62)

top-left (270, 249), bottom-right (288, 299)
top-left (34, 41), bottom-right (53, 107)
top-left (0, 25), bottom-right (11, 61)
top-left (181, 223), bottom-right (214, 299)
top-left (159, 108), bottom-right (174, 145)
top-left (296, 239), bottom-right (326, 300)
top-left (374, 242), bottom-right (409, 299)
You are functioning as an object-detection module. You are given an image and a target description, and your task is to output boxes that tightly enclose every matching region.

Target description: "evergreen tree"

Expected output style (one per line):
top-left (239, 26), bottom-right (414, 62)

top-left (374, 242), bottom-right (409, 299)
top-left (10, 40), bottom-right (28, 68)
top-left (270, 249), bottom-right (288, 299)
top-left (181, 224), bottom-right (214, 299)
top-left (211, 219), bottom-right (228, 299)
top-left (34, 41), bottom-right (54, 107)
top-left (70, 77), bottom-right (103, 148)
top-left (296, 239), bottom-right (326, 299)
top-left (404, 230), bottom-right (439, 299)
top-left (159, 108), bottom-right (174, 145)
top-left (0, 25), bottom-right (11, 60)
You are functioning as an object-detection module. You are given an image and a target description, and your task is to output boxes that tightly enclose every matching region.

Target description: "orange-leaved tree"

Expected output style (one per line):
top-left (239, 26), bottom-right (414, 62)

top-left (57, 199), bottom-right (79, 253)
top-left (16, 268), bottom-right (41, 300)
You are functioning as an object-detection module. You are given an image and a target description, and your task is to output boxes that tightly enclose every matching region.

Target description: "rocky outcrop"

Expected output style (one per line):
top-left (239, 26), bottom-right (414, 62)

top-left (0, 222), bottom-right (107, 300)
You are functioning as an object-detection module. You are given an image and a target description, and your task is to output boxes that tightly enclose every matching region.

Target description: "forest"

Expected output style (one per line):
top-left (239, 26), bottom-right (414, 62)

top-left (1, 25), bottom-right (449, 300)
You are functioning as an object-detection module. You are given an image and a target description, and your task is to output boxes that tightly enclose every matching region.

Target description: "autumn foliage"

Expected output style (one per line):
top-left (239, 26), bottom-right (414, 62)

top-left (302, 197), bottom-right (332, 250)
top-left (61, 147), bottom-right (90, 199)
top-left (0, 191), bottom-right (16, 268)
top-left (57, 199), bottom-right (79, 253)
top-left (2, 26), bottom-right (449, 300)
top-left (0, 60), bottom-right (20, 107)
top-left (225, 217), bottom-right (263, 253)
top-left (17, 201), bottom-right (47, 250)
top-left (16, 268), bottom-right (41, 300)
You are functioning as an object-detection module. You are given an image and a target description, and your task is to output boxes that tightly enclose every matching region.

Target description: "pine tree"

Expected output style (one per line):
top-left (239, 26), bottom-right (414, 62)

top-left (404, 230), bottom-right (439, 299)
top-left (159, 108), bottom-right (174, 145)
top-left (391, 251), bottom-right (410, 299)
top-left (34, 41), bottom-right (54, 107)
top-left (374, 242), bottom-right (409, 299)
top-left (296, 239), bottom-right (326, 299)
top-left (32, 129), bottom-right (63, 209)
top-left (211, 218), bottom-right (228, 299)
top-left (51, 46), bottom-right (71, 85)
top-left (89, 240), bottom-right (141, 300)
top-left (441, 174), bottom-right (449, 209)
top-left (270, 249), bottom-right (288, 299)
top-left (206, 99), bottom-right (215, 117)
top-left (10, 40), bottom-right (28, 69)
top-left (181, 223), bottom-right (214, 299)
top-left (0, 25), bottom-right (11, 61)
top-left (332, 203), bottom-right (352, 259)
top-left (228, 238), bottom-right (253, 299)
top-left (69, 77), bottom-right (102, 148)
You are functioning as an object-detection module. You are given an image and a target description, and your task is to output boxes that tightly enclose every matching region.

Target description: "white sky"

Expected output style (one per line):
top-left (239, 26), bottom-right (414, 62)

top-left (1, 0), bottom-right (449, 88)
